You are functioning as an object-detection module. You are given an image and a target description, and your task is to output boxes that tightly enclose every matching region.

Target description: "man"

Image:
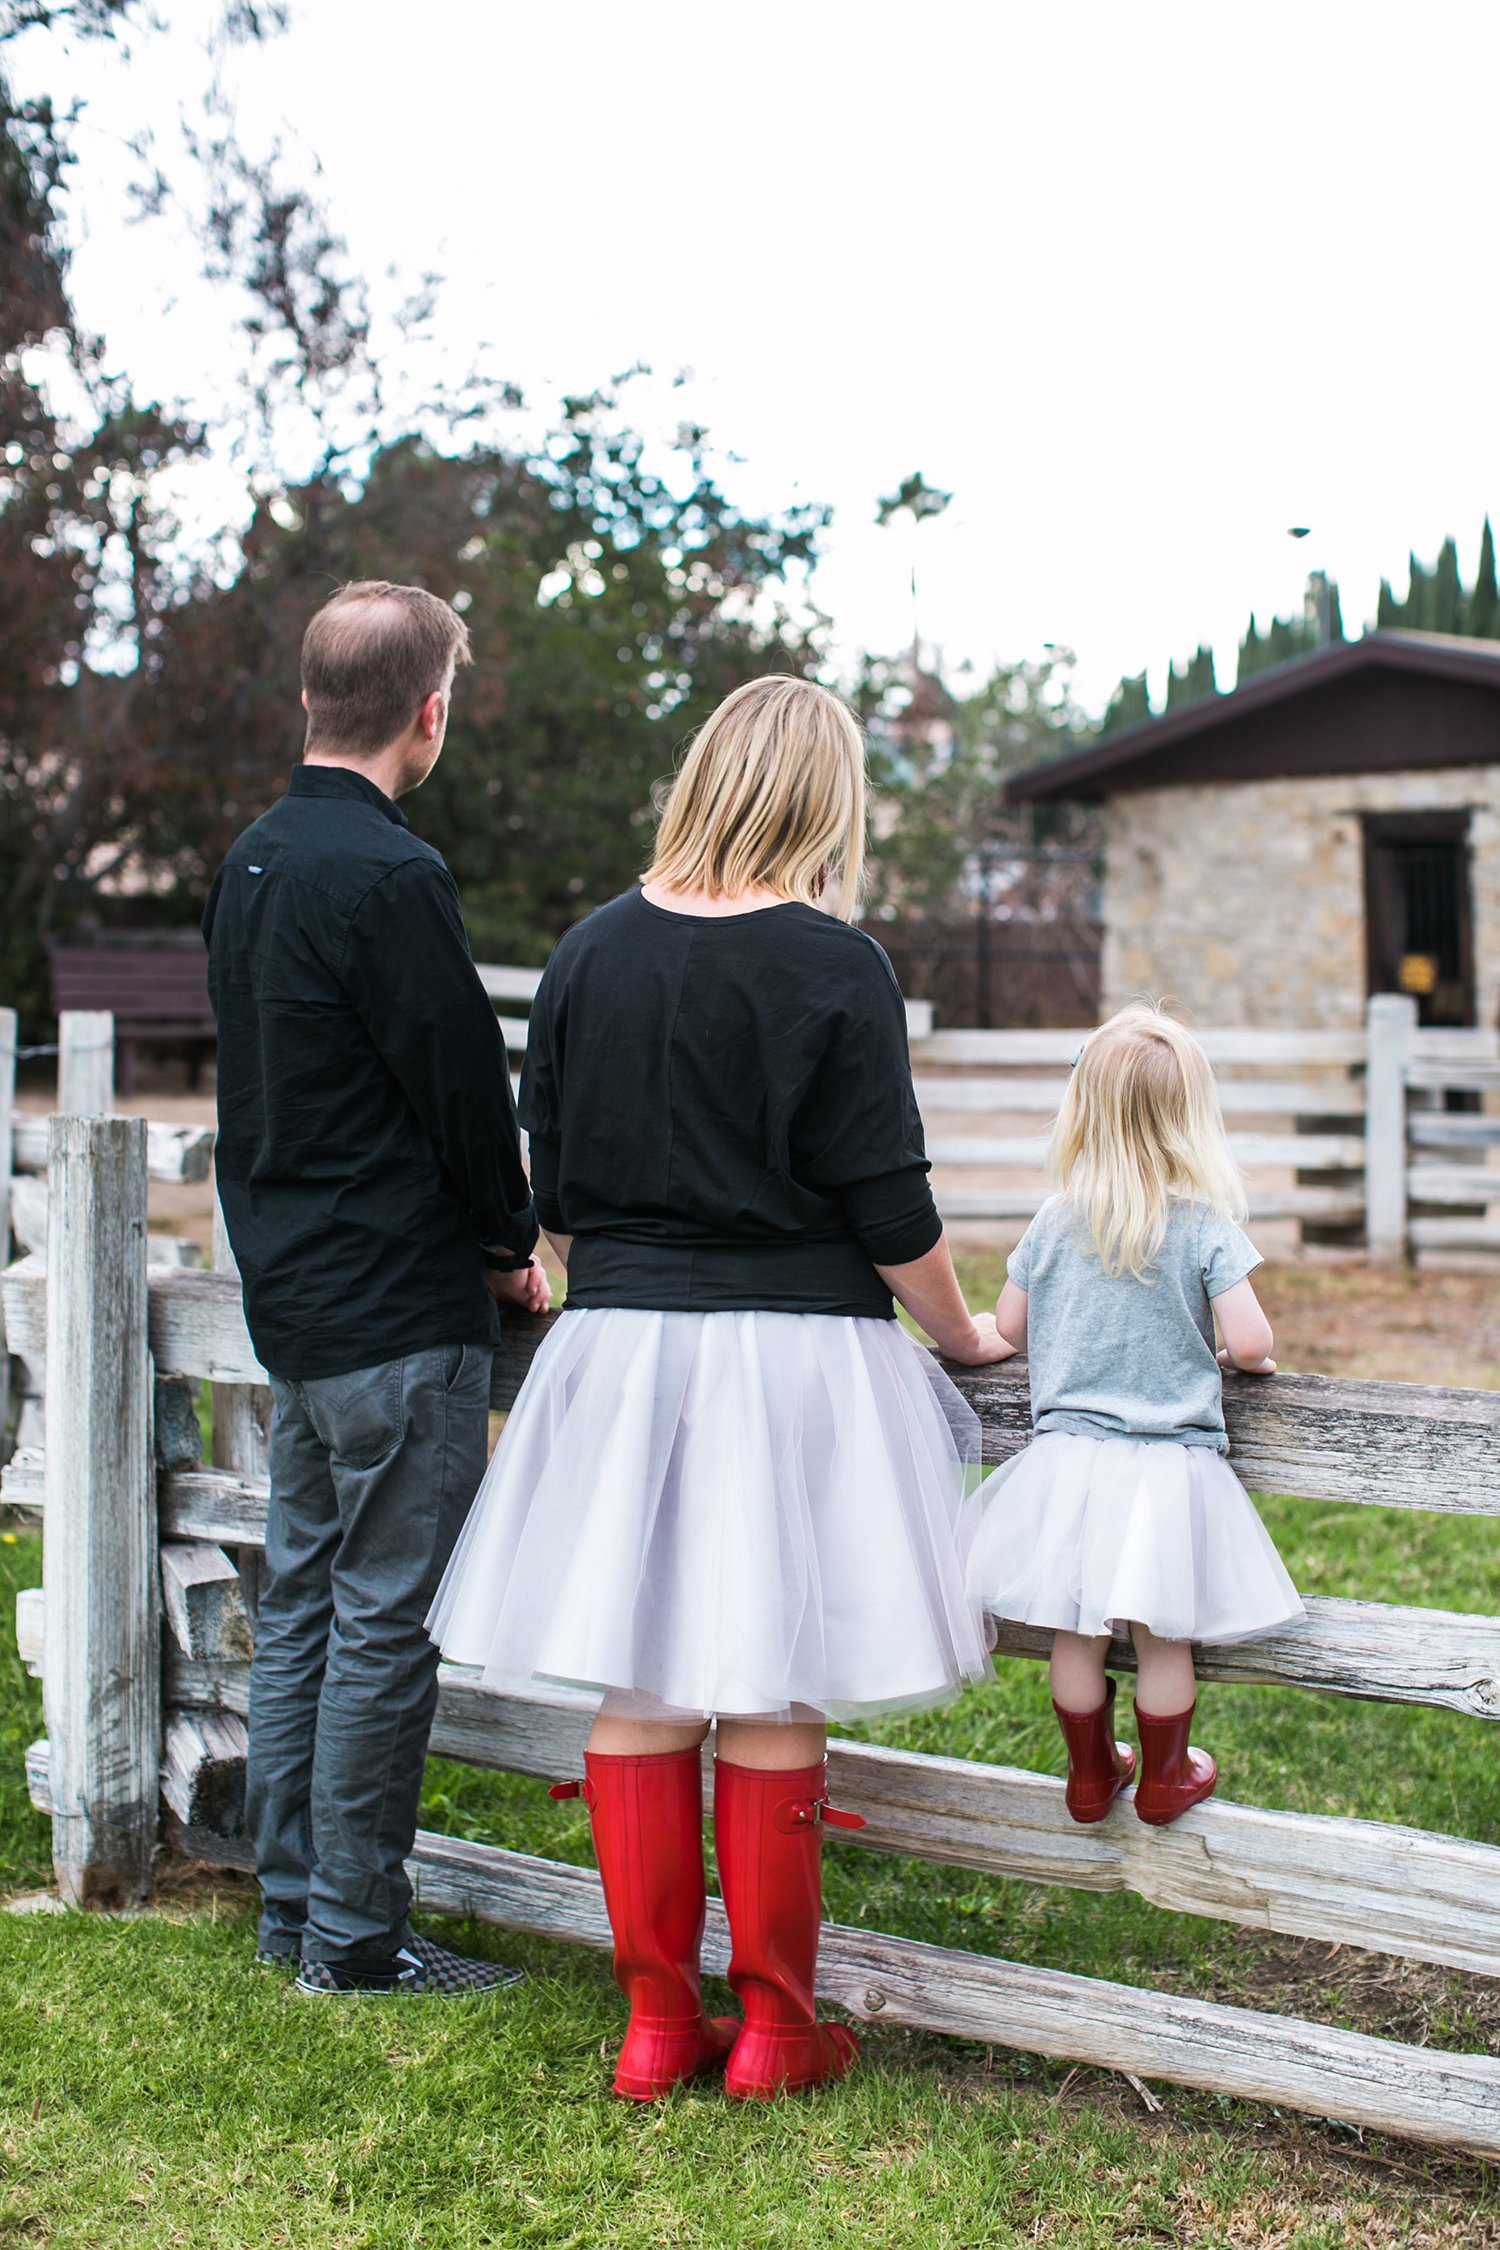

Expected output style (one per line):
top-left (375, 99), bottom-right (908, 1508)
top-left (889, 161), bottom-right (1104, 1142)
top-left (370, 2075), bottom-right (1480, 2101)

top-left (203, 580), bottom-right (549, 1996)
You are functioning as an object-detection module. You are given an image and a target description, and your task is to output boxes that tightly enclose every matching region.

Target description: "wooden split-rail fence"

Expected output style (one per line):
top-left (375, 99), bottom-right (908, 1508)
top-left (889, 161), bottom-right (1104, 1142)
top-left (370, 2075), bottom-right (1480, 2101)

top-left (6, 1115), bottom-right (1500, 2157)
top-left (0, 1010), bottom-right (214, 1457)
top-left (479, 975), bottom-right (1500, 1262)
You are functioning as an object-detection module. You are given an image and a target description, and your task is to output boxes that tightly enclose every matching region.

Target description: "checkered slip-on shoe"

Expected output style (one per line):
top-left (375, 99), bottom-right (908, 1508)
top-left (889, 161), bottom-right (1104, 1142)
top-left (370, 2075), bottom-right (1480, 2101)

top-left (402, 1931), bottom-right (526, 1993)
top-left (294, 1936), bottom-right (524, 1998)
top-left (254, 1946), bottom-right (300, 1973)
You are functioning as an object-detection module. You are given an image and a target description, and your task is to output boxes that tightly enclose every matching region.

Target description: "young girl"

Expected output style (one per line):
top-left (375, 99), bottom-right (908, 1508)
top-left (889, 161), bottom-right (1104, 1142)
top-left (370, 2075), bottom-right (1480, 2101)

top-left (428, 675), bottom-right (1008, 2100)
top-left (966, 1003), bottom-right (1303, 1827)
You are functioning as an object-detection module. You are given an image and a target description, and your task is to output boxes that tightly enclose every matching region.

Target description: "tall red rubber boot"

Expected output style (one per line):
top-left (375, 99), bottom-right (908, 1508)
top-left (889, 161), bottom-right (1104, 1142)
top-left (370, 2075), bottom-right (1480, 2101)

top-left (1052, 1676), bottom-right (1137, 1823)
top-left (1132, 1703), bottom-right (1217, 1825)
top-left (550, 1747), bottom-right (737, 2100)
top-left (713, 1758), bottom-right (864, 2100)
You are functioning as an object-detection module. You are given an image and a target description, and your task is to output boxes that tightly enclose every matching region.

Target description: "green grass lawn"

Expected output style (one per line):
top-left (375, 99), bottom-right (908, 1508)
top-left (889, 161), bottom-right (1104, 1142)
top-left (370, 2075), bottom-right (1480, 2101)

top-left (4, 1281), bottom-right (1500, 2245)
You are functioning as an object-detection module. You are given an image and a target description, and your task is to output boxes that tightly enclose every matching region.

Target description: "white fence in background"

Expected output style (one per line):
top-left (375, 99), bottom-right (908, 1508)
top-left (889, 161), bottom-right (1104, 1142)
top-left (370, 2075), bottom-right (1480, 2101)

top-left (475, 975), bottom-right (1500, 1262)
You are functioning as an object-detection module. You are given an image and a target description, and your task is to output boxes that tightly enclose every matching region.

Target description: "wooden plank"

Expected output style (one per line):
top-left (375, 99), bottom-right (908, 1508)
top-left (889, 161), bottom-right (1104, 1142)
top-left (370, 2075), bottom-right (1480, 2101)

top-left (1406, 1163), bottom-right (1500, 1207)
top-left (155, 1652), bottom-right (1500, 1977)
top-left (926, 1131), bottom-right (1365, 1171)
top-left (43, 1116), bottom-right (158, 1908)
top-left (0, 1005), bottom-right (15, 1456)
top-left (160, 1542), bottom-right (252, 1662)
top-left (1409, 1026), bottom-right (1500, 1063)
top-left (954, 1360), bottom-right (1500, 1513)
top-left (988, 1599), bottom-right (1500, 1721)
top-left (916, 1076), bottom-right (1364, 1118)
top-left (15, 1586), bottom-right (41, 1675)
top-left (161, 1710), bottom-right (246, 1834)
top-left (403, 1834), bottom-right (1500, 2160)
top-left (474, 964), bottom-right (544, 1003)
top-left (10, 1283), bottom-right (1500, 1515)
top-left (1410, 1217), bottom-right (1500, 1252)
top-left (937, 1186), bottom-right (1367, 1224)
top-left (1405, 1062), bottom-right (1500, 1096)
top-left (28, 1718), bottom-right (248, 1835)
top-left (159, 1571), bottom-right (1500, 1724)
top-left (57, 1011), bottom-right (114, 1116)
top-left (11, 1113), bottom-right (214, 1183)
top-left (1409, 1113), bottom-right (1500, 1150)
top-left (911, 1029), bottom-right (1370, 1070)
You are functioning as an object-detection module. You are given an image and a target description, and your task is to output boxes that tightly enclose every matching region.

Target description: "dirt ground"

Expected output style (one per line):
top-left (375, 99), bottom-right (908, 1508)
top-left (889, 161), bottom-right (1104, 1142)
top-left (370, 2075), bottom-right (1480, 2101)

top-left (16, 1068), bottom-right (1499, 1393)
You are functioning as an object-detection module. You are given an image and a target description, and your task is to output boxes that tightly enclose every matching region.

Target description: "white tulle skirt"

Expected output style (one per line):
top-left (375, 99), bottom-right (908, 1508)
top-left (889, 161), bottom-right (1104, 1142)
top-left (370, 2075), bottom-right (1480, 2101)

top-left (426, 1308), bottom-right (995, 1721)
top-left (967, 1432), bottom-right (1304, 1645)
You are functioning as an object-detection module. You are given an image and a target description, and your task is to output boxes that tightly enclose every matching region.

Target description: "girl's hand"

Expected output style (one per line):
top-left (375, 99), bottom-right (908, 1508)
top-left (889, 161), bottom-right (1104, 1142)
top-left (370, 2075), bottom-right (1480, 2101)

top-left (942, 1312), bottom-right (1019, 1367)
top-left (1218, 1347), bottom-right (1276, 1376)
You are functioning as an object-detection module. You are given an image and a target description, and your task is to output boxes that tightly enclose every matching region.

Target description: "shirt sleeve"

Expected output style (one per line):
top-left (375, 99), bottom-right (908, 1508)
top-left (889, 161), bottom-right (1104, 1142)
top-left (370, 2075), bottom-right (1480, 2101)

top-left (791, 940), bottom-right (942, 1267)
top-left (1200, 1208), bottom-right (1262, 1299)
top-left (1006, 1217), bottom-right (1038, 1290)
top-left (342, 857), bottom-right (538, 1264)
top-left (517, 952), bottom-right (568, 1233)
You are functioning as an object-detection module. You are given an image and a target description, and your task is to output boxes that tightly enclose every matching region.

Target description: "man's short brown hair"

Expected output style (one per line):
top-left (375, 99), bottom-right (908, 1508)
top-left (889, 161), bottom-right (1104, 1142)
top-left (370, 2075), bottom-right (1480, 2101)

top-left (300, 581), bottom-right (472, 757)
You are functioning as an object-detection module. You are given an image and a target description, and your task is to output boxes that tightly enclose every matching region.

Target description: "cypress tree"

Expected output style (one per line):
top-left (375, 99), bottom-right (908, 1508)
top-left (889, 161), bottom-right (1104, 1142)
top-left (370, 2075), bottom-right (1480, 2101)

top-left (1237, 612), bottom-right (1266, 682)
top-left (1327, 582), bottom-right (1345, 643)
top-left (1101, 671), bottom-right (1153, 732)
top-left (1431, 536), bottom-right (1462, 633)
top-left (1376, 577), bottom-right (1399, 629)
top-left (1468, 517), bottom-right (1500, 640)
top-left (1405, 550), bottom-right (1433, 631)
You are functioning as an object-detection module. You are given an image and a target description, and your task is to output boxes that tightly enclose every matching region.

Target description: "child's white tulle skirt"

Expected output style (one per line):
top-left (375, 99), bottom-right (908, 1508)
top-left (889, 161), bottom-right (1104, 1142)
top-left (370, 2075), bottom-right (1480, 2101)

top-left (426, 1307), bottom-right (995, 1722)
top-left (967, 1432), bottom-right (1304, 1645)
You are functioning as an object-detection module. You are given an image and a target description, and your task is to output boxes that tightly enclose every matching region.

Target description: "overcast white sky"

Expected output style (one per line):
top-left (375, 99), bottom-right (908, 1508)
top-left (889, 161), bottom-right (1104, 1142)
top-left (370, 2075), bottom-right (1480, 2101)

top-left (16, 0), bottom-right (1500, 713)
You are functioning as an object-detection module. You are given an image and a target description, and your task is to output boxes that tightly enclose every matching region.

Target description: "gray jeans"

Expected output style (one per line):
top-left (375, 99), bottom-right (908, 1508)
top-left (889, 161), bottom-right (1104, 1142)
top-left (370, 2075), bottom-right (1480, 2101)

top-left (246, 1342), bottom-right (492, 1965)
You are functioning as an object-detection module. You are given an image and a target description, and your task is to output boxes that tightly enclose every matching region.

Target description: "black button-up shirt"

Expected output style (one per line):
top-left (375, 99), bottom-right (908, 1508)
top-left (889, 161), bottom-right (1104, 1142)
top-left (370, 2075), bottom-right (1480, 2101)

top-left (202, 765), bottom-right (537, 1379)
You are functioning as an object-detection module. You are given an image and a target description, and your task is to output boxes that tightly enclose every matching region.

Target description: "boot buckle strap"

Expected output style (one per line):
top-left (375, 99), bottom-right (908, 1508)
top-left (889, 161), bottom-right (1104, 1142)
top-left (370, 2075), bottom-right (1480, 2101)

top-left (773, 1793), bottom-right (866, 1834)
top-left (548, 1777), bottom-right (597, 1809)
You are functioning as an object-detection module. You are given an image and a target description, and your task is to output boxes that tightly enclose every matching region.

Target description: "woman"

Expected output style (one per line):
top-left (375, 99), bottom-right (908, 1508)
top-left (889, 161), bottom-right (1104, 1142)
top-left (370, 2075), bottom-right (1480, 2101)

top-left (428, 675), bottom-right (1010, 2100)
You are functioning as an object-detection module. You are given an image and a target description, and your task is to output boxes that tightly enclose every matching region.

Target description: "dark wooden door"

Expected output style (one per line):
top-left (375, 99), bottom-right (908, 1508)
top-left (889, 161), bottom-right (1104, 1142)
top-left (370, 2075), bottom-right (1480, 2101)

top-left (1362, 812), bottom-right (1475, 1026)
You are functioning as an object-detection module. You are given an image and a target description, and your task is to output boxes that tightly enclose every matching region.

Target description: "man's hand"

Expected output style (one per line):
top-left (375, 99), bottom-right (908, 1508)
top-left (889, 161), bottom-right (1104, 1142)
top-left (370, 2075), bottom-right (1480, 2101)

top-left (486, 1260), bottom-right (552, 1316)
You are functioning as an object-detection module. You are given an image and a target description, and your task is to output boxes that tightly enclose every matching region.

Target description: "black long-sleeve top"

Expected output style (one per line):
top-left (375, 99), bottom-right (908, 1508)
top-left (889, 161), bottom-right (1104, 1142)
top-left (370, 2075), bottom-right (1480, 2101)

top-left (202, 765), bottom-right (537, 1379)
top-left (519, 889), bottom-right (941, 1319)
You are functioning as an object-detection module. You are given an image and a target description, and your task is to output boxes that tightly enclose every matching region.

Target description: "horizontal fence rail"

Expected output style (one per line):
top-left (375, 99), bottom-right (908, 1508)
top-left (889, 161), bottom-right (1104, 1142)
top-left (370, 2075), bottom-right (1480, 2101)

top-left (7, 1063), bottom-right (1500, 2151)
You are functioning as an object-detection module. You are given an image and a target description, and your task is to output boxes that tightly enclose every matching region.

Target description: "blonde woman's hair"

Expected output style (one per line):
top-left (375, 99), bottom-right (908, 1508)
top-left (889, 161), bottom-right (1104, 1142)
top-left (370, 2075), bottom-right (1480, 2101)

top-left (1047, 1001), bottom-right (1246, 1279)
top-left (646, 675), bottom-right (867, 920)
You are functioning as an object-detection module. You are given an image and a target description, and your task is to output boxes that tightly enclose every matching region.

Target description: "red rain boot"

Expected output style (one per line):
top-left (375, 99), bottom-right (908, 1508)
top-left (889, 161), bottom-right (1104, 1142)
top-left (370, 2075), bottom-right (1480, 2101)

top-left (713, 1758), bottom-right (864, 2100)
top-left (1132, 1703), bottom-right (1217, 1826)
top-left (550, 1747), bottom-right (737, 2100)
top-left (1052, 1676), bottom-right (1137, 1824)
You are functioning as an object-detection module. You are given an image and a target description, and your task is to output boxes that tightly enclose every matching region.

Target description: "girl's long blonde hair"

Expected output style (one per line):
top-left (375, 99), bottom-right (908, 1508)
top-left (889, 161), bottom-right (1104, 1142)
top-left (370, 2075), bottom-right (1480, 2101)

top-left (646, 675), bottom-right (867, 921)
top-left (1047, 1001), bottom-right (1246, 1279)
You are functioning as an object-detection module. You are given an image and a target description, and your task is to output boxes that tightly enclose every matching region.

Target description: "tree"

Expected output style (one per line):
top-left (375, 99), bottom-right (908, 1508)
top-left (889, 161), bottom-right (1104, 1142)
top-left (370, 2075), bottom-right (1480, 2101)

top-left (860, 652), bottom-right (1087, 916)
top-left (1100, 670), bottom-right (1152, 733)
top-left (1469, 518), bottom-right (1500, 640)
top-left (1165, 644), bottom-right (1217, 708)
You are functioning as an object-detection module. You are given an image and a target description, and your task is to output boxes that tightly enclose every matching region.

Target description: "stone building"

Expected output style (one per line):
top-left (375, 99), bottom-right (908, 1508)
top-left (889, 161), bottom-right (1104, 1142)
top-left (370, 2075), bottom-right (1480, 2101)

top-left (1007, 631), bottom-right (1500, 1031)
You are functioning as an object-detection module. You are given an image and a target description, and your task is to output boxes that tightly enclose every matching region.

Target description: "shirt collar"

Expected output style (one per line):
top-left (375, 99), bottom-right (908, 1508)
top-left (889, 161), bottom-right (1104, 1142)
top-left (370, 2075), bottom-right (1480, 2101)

top-left (288, 763), bottom-right (409, 828)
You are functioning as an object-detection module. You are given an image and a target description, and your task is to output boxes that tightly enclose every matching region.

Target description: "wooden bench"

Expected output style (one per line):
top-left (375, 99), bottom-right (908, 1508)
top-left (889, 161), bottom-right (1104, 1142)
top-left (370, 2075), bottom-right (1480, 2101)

top-left (50, 942), bottom-right (215, 1094)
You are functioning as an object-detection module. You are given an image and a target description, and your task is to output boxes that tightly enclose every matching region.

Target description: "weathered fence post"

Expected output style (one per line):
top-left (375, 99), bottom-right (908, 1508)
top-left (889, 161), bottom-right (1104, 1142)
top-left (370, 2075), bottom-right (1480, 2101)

top-left (58, 1010), bottom-right (114, 1117)
top-left (1365, 993), bottom-right (1416, 1263)
top-left (0, 1007), bottom-right (16, 1459)
top-left (43, 1114), bottom-right (159, 1906)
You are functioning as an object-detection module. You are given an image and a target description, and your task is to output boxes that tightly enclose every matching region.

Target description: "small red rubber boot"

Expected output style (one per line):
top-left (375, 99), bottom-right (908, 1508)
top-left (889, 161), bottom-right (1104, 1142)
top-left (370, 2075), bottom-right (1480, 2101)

top-left (713, 1758), bottom-right (864, 2100)
top-left (1132, 1703), bottom-right (1217, 1825)
top-left (551, 1748), bottom-right (737, 2099)
top-left (1052, 1676), bottom-right (1137, 1824)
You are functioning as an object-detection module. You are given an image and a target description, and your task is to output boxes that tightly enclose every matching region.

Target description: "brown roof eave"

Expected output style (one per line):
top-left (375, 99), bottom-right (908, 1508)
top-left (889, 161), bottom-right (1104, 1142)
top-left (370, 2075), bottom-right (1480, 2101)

top-left (1005, 630), bottom-right (1500, 804)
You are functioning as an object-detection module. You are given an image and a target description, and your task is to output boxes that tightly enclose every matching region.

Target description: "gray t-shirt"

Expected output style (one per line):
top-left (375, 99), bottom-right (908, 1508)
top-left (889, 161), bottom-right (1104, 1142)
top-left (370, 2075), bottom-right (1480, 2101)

top-left (1007, 1196), bottom-right (1262, 1451)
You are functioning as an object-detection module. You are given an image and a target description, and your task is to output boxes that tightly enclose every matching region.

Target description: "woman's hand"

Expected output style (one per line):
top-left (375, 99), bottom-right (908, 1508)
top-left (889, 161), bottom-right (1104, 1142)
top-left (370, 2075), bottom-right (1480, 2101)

top-left (940, 1311), bottom-right (1019, 1367)
top-left (1218, 1346), bottom-right (1276, 1376)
